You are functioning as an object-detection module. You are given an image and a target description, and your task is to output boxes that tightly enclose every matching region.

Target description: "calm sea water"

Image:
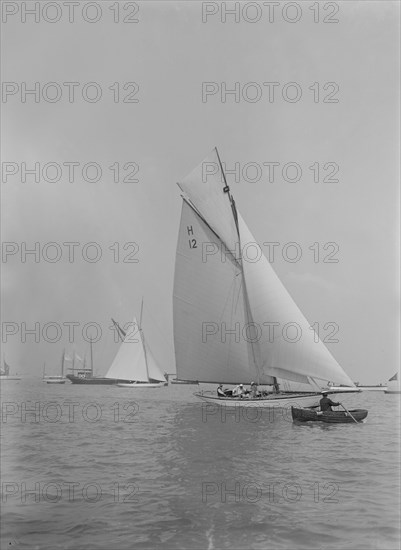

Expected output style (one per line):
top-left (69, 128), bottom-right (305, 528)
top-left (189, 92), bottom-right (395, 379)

top-left (1, 380), bottom-right (399, 550)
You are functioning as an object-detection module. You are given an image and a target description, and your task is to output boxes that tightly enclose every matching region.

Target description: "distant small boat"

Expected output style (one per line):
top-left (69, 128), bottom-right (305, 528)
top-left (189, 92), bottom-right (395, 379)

top-left (42, 352), bottom-right (67, 384)
top-left (326, 385), bottom-right (362, 393)
top-left (0, 358), bottom-right (21, 381)
top-left (291, 406), bottom-right (368, 423)
top-left (384, 372), bottom-right (400, 394)
top-left (44, 376), bottom-right (66, 384)
top-left (355, 385), bottom-right (387, 392)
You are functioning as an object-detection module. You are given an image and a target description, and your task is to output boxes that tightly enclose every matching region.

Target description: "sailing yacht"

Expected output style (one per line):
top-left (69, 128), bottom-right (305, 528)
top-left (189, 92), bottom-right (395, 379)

top-left (0, 358), bottom-right (21, 381)
top-left (384, 373), bottom-right (400, 394)
top-left (173, 148), bottom-right (358, 408)
top-left (66, 343), bottom-right (116, 384)
top-left (111, 316), bottom-right (167, 388)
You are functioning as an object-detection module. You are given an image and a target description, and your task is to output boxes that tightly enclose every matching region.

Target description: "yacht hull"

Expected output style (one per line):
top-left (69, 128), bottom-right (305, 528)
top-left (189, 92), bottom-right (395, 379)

top-left (66, 375), bottom-right (122, 385)
top-left (117, 382), bottom-right (167, 388)
top-left (195, 392), bottom-right (320, 409)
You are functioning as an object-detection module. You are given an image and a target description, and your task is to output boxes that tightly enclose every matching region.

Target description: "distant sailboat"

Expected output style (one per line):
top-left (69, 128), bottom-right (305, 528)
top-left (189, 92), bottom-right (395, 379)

top-left (113, 307), bottom-right (167, 388)
top-left (384, 372), bottom-right (400, 394)
top-left (0, 358), bottom-right (21, 381)
top-left (42, 351), bottom-right (67, 384)
top-left (173, 148), bottom-right (358, 408)
top-left (352, 383), bottom-right (386, 392)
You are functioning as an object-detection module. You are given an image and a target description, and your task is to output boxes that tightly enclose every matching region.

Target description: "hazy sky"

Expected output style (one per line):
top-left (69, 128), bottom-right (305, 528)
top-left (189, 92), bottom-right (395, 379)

top-left (2, 1), bottom-right (399, 383)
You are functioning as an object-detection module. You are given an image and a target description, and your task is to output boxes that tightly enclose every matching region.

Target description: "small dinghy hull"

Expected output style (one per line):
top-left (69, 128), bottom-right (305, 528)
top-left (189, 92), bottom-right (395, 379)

top-left (291, 406), bottom-right (368, 423)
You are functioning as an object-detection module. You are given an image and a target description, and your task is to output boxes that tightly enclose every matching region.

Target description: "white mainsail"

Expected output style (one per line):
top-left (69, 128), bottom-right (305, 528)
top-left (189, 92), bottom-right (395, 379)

top-left (105, 318), bottom-right (165, 382)
top-left (173, 148), bottom-right (355, 389)
top-left (173, 200), bottom-right (274, 384)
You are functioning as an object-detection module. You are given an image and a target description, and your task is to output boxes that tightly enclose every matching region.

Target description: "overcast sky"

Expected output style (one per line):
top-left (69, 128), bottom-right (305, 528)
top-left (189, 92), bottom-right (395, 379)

top-left (2, 1), bottom-right (399, 384)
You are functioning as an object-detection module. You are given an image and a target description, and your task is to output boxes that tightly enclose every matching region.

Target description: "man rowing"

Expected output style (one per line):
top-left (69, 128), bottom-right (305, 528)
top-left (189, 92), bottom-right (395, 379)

top-left (319, 390), bottom-right (341, 412)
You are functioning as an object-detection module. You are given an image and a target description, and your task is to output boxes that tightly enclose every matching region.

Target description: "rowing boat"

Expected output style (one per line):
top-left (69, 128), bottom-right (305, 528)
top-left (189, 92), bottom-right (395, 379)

top-left (291, 406), bottom-right (368, 423)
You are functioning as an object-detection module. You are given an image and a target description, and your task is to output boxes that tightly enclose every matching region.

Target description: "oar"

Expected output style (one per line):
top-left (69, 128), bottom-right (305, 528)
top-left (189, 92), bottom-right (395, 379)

top-left (340, 403), bottom-right (358, 423)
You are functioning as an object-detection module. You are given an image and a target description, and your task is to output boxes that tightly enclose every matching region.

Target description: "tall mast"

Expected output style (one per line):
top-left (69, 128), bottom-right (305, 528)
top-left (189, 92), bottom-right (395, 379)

top-left (215, 147), bottom-right (240, 237)
top-left (139, 298), bottom-right (150, 381)
top-left (90, 338), bottom-right (94, 376)
top-left (61, 349), bottom-right (65, 377)
top-left (217, 150), bottom-right (262, 384)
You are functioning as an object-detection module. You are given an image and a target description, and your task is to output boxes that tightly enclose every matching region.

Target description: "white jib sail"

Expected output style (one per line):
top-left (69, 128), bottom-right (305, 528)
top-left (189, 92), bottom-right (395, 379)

top-left (238, 214), bottom-right (355, 387)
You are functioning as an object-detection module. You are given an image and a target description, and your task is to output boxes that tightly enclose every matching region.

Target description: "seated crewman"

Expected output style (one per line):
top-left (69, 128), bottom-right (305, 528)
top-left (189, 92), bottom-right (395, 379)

top-left (232, 383), bottom-right (245, 397)
top-left (319, 390), bottom-right (341, 411)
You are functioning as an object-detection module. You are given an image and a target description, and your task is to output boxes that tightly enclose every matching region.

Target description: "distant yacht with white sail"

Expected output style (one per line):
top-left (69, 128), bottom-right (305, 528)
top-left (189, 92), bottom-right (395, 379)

top-left (384, 372), bottom-right (400, 394)
top-left (0, 358), bottom-right (21, 381)
top-left (112, 310), bottom-right (167, 388)
top-left (173, 148), bottom-right (358, 408)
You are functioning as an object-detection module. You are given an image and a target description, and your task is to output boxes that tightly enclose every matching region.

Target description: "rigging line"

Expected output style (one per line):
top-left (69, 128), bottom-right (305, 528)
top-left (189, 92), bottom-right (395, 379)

top-left (180, 196), bottom-right (241, 267)
top-left (226, 272), bottom-right (243, 371)
top-left (181, 195), bottom-right (220, 241)
top-left (238, 234), bottom-right (263, 383)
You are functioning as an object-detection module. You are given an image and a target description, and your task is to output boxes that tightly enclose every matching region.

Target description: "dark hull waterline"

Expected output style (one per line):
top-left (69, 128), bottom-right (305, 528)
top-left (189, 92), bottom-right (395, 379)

top-left (66, 375), bottom-right (166, 385)
top-left (66, 375), bottom-right (125, 385)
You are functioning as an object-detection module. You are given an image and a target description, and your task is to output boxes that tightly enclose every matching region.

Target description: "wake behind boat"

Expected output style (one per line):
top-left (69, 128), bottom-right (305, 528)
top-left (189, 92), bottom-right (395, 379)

top-left (173, 149), bottom-right (359, 409)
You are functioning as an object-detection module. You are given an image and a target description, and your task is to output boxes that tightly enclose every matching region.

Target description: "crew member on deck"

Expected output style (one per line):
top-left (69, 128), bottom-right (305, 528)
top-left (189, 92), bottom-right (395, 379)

top-left (217, 384), bottom-right (226, 397)
top-left (320, 391), bottom-right (340, 412)
top-left (250, 381), bottom-right (259, 398)
top-left (232, 384), bottom-right (245, 397)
